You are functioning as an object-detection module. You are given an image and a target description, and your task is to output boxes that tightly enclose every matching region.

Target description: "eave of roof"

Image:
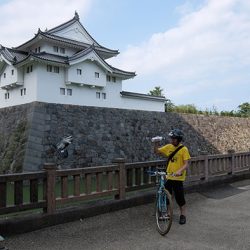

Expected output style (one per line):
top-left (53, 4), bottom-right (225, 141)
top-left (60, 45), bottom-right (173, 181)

top-left (120, 91), bottom-right (166, 101)
top-left (1, 44), bottom-right (135, 79)
top-left (68, 46), bottom-right (136, 79)
top-left (0, 46), bottom-right (28, 64)
top-left (14, 52), bottom-right (68, 67)
top-left (15, 31), bottom-right (119, 59)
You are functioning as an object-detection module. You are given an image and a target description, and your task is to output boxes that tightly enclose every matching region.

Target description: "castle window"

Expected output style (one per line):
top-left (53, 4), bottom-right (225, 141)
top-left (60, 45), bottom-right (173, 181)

top-left (35, 47), bottom-right (41, 53)
top-left (102, 93), bottom-right (106, 99)
top-left (95, 72), bottom-right (100, 78)
top-left (47, 65), bottom-right (53, 72)
top-left (21, 88), bottom-right (26, 96)
top-left (106, 75), bottom-right (111, 82)
top-left (67, 89), bottom-right (72, 96)
top-left (112, 76), bottom-right (116, 82)
top-left (26, 65), bottom-right (33, 73)
top-left (5, 92), bottom-right (10, 99)
top-left (3, 73), bottom-right (6, 78)
top-left (11, 70), bottom-right (14, 75)
top-left (60, 88), bottom-right (65, 95)
top-left (53, 46), bottom-right (59, 52)
top-left (77, 69), bottom-right (82, 75)
top-left (54, 66), bottom-right (60, 73)
top-left (96, 92), bottom-right (100, 99)
top-left (60, 48), bottom-right (65, 54)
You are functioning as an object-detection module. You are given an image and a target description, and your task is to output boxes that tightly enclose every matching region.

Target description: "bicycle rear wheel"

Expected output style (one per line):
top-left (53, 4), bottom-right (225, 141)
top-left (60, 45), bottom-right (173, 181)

top-left (155, 188), bottom-right (173, 235)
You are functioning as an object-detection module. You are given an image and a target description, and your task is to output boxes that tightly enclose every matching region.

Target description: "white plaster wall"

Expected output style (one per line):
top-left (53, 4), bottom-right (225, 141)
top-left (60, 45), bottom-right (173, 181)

top-left (121, 97), bottom-right (165, 112)
top-left (67, 61), bottom-right (106, 87)
top-left (36, 63), bottom-right (123, 108)
top-left (41, 43), bottom-right (77, 57)
top-left (0, 63), bottom-right (165, 112)
top-left (29, 41), bottom-right (77, 57)
top-left (0, 65), bottom-right (18, 86)
top-left (0, 64), bottom-right (37, 108)
top-left (36, 64), bottom-right (65, 102)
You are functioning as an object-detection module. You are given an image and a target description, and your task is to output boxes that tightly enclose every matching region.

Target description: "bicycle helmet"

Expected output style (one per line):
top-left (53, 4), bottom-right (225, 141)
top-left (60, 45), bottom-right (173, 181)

top-left (168, 129), bottom-right (184, 142)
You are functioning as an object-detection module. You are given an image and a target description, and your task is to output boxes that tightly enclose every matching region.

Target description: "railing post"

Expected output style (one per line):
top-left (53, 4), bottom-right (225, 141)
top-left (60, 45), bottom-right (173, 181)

top-left (228, 150), bottom-right (235, 175)
top-left (204, 155), bottom-right (209, 181)
top-left (43, 163), bottom-right (57, 214)
top-left (113, 158), bottom-right (126, 200)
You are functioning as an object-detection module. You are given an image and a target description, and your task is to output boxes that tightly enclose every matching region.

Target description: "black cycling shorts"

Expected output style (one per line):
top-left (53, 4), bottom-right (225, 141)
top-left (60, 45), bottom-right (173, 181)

top-left (165, 180), bottom-right (186, 207)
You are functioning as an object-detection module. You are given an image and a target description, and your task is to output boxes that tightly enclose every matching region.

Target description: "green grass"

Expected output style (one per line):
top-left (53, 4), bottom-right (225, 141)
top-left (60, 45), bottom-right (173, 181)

top-left (1, 174), bottom-right (153, 219)
top-left (5, 174), bottom-right (118, 206)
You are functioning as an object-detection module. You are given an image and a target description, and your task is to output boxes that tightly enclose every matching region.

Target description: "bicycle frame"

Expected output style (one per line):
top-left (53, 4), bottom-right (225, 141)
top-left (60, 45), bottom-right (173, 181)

top-left (147, 170), bottom-right (170, 212)
top-left (157, 174), bottom-right (167, 213)
top-left (147, 169), bottom-right (174, 235)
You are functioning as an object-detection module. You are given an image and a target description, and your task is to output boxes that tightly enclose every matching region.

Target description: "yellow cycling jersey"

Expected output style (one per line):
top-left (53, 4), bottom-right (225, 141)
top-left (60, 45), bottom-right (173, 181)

top-left (158, 144), bottom-right (191, 181)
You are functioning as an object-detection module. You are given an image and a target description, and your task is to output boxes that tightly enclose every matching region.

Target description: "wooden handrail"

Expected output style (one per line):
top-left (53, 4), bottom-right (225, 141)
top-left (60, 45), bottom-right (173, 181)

top-left (0, 151), bottom-right (249, 216)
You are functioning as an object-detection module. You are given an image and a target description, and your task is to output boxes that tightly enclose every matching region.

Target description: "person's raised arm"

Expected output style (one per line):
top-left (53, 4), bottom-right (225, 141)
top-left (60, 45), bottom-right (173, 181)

top-left (153, 141), bottom-right (167, 157)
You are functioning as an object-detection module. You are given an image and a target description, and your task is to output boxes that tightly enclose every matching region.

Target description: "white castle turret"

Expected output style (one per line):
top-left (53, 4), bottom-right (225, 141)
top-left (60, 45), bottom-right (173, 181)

top-left (0, 12), bottom-right (165, 111)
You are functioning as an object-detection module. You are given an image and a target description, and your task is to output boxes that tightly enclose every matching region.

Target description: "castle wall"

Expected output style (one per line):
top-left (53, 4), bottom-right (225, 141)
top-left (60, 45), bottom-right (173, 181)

top-left (0, 102), bottom-right (249, 172)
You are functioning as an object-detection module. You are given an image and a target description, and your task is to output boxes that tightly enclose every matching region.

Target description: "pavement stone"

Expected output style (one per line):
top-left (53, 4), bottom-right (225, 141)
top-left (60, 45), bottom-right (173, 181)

top-left (4, 179), bottom-right (250, 250)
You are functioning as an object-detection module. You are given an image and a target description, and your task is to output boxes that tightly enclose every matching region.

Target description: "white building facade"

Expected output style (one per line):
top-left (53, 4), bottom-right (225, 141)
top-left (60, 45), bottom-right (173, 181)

top-left (0, 12), bottom-right (166, 112)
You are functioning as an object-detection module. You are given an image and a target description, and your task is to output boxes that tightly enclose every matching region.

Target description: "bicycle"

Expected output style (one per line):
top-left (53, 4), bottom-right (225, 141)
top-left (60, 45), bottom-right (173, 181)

top-left (147, 169), bottom-right (174, 235)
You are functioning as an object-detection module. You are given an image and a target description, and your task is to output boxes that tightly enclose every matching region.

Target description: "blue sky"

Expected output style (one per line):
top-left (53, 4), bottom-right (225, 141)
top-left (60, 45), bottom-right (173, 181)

top-left (0, 0), bottom-right (249, 111)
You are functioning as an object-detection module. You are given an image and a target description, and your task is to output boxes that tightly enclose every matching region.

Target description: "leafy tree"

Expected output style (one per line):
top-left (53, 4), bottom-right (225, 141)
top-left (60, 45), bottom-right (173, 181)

top-left (148, 86), bottom-right (164, 97)
top-left (165, 99), bottom-right (175, 112)
top-left (237, 102), bottom-right (250, 117)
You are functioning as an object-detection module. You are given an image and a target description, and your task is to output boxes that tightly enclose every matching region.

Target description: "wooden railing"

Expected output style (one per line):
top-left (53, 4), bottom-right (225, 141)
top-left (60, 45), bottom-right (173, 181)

top-left (0, 171), bottom-right (46, 215)
top-left (0, 151), bottom-right (250, 215)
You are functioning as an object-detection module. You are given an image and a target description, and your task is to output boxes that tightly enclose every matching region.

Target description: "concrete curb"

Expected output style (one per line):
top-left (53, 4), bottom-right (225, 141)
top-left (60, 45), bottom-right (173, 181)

top-left (1, 172), bottom-right (250, 236)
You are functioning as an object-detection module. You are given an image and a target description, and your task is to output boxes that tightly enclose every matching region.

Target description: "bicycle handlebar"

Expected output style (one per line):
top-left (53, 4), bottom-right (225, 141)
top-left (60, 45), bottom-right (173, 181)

top-left (146, 170), bottom-right (176, 177)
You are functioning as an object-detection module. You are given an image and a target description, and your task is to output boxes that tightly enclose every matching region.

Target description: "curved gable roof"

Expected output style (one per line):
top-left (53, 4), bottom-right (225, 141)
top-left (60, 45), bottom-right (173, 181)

top-left (15, 13), bottom-right (119, 58)
top-left (68, 46), bottom-right (136, 79)
top-left (46, 12), bottom-right (100, 46)
top-left (0, 46), bottom-right (28, 64)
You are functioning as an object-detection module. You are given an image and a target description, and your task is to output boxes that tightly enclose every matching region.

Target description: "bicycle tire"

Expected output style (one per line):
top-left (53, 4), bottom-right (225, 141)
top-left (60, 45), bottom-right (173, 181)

top-left (155, 188), bottom-right (173, 235)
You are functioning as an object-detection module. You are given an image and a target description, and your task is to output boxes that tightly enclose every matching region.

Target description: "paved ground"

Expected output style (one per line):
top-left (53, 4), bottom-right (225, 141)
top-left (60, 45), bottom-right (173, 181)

top-left (4, 179), bottom-right (250, 250)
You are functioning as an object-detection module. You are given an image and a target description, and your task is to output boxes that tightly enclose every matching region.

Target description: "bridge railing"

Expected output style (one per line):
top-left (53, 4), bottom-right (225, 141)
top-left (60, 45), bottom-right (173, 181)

top-left (0, 171), bottom-right (46, 215)
top-left (0, 151), bottom-right (249, 215)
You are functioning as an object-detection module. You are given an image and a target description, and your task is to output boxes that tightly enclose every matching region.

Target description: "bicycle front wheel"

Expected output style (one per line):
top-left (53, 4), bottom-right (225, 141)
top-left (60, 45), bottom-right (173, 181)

top-left (155, 188), bottom-right (173, 235)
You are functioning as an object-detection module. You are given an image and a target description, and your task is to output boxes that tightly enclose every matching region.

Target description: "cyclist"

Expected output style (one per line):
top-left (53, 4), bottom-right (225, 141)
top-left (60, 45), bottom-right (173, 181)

top-left (153, 129), bottom-right (191, 225)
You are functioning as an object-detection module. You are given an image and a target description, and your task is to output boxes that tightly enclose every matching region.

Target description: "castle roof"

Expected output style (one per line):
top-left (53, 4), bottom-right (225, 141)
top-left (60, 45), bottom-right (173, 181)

top-left (0, 45), bottom-right (135, 79)
top-left (120, 91), bottom-right (166, 101)
top-left (0, 12), bottom-right (135, 80)
top-left (15, 13), bottom-right (119, 59)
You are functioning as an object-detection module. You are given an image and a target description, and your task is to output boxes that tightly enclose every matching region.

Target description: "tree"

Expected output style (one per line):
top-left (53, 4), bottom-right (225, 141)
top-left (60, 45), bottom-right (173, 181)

top-left (237, 102), bottom-right (250, 117)
top-left (148, 86), bottom-right (164, 97)
top-left (165, 99), bottom-right (175, 112)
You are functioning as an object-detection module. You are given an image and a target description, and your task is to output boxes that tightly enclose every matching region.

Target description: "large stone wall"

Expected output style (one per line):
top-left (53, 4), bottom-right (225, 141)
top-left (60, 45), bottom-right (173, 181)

top-left (0, 102), bottom-right (249, 172)
top-left (0, 104), bottom-right (32, 173)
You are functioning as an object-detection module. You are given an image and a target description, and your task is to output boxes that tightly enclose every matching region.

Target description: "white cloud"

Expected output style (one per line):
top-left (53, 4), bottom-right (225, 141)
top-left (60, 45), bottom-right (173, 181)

top-left (0, 0), bottom-right (92, 47)
top-left (111, 0), bottom-right (250, 109)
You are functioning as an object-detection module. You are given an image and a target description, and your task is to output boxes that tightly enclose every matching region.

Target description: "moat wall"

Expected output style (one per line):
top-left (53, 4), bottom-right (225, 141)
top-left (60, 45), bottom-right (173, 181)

top-left (0, 102), bottom-right (249, 172)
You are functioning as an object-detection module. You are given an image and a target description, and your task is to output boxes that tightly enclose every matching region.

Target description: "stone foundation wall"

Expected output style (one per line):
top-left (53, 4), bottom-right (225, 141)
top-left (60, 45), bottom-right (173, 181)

top-left (0, 104), bottom-right (33, 173)
top-left (0, 102), bottom-right (249, 172)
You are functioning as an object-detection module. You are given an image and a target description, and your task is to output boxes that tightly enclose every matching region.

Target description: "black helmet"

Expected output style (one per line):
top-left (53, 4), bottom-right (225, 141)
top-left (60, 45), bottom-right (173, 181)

top-left (168, 129), bottom-right (184, 141)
